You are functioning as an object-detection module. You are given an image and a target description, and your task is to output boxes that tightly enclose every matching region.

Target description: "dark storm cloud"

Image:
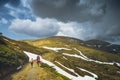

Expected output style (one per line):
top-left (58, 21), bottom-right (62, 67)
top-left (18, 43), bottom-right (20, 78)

top-left (30, 0), bottom-right (120, 43)
top-left (92, 0), bottom-right (120, 42)
top-left (30, 0), bottom-right (106, 22)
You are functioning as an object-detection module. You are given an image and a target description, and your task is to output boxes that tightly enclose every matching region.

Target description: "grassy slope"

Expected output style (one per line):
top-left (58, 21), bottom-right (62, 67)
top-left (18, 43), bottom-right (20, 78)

top-left (0, 36), bottom-right (27, 79)
top-left (0, 36), bottom-right (46, 79)
top-left (25, 36), bottom-right (120, 80)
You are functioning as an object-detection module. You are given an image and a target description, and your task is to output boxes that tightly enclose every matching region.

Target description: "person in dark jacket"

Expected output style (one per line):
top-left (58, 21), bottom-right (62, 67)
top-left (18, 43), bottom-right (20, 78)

top-left (36, 55), bottom-right (40, 67)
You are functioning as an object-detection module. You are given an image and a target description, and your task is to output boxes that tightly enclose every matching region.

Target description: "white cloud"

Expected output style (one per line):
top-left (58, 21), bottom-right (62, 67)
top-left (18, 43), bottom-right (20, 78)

top-left (9, 18), bottom-right (101, 40)
top-left (57, 22), bottom-right (81, 38)
top-left (9, 18), bottom-right (87, 39)
top-left (57, 21), bottom-right (94, 40)
top-left (21, 0), bottom-right (31, 8)
top-left (9, 18), bottom-right (60, 38)
top-left (1, 18), bottom-right (8, 24)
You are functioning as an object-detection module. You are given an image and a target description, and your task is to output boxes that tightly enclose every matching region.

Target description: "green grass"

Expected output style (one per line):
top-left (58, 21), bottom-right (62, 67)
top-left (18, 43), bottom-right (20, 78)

top-left (1, 36), bottom-right (119, 80)
top-left (24, 36), bottom-right (120, 80)
top-left (0, 36), bottom-right (28, 79)
top-left (41, 63), bottom-right (70, 80)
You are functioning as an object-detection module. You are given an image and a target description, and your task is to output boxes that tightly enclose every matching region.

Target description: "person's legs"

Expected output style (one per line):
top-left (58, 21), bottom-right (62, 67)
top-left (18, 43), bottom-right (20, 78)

top-left (31, 62), bottom-right (33, 68)
top-left (32, 63), bottom-right (33, 67)
top-left (37, 61), bottom-right (40, 67)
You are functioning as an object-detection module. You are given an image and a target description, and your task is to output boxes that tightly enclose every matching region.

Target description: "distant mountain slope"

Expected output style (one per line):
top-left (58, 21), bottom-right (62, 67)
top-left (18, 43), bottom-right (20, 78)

top-left (84, 39), bottom-right (120, 54)
top-left (24, 36), bottom-right (120, 80)
top-left (85, 39), bottom-right (110, 45)
top-left (0, 36), bottom-right (44, 79)
top-left (24, 36), bottom-right (83, 47)
top-left (25, 36), bottom-right (120, 54)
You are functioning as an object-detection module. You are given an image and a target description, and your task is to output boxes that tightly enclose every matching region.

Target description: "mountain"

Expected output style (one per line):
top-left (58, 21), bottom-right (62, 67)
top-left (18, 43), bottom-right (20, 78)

top-left (24, 36), bottom-right (83, 46)
top-left (24, 36), bottom-right (120, 80)
top-left (1, 36), bottom-right (120, 80)
top-left (25, 36), bottom-right (120, 54)
top-left (0, 35), bottom-right (43, 79)
top-left (84, 39), bottom-right (120, 54)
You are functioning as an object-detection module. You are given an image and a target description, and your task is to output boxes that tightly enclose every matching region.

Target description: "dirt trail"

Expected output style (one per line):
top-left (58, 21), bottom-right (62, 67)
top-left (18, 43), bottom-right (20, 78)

top-left (11, 62), bottom-right (67, 80)
top-left (12, 63), bottom-right (43, 80)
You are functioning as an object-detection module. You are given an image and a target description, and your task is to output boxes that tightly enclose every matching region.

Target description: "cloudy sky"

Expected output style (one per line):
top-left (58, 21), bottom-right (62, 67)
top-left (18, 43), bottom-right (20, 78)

top-left (0, 0), bottom-right (120, 44)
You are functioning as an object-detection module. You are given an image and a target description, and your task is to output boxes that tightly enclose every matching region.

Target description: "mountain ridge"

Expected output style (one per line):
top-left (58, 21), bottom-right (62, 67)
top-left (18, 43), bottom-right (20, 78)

top-left (25, 36), bottom-right (120, 54)
top-left (24, 36), bottom-right (120, 80)
top-left (0, 35), bottom-right (120, 80)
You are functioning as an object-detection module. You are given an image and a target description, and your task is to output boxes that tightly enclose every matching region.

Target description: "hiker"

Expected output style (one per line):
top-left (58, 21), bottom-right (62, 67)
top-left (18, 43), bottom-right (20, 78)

top-left (30, 58), bottom-right (34, 68)
top-left (36, 55), bottom-right (40, 67)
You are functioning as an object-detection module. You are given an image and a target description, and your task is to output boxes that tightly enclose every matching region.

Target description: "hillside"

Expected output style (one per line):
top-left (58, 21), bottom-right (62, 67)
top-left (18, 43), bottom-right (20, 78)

top-left (0, 36), bottom-right (120, 80)
top-left (0, 36), bottom-right (44, 79)
top-left (84, 39), bottom-right (120, 54)
top-left (24, 36), bottom-right (120, 80)
top-left (24, 36), bottom-right (83, 47)
top-left (25, 36), bottom-right (120, 54)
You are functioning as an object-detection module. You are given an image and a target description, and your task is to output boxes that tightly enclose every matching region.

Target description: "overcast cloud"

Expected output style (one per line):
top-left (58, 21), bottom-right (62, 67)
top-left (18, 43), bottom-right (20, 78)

top-left (30, 0), bottom-right (106, 22)
top-left (29, 0), bottom-right (120, 43)
top-left (0, 0), bottom-right (120, 44)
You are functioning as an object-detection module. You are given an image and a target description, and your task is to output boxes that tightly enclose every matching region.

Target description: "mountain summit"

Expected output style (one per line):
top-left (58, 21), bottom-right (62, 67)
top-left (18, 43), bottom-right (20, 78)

top-left (24, 36), bottom-right (120, 80)
top-left (0, 36), bottom-right (120, 80)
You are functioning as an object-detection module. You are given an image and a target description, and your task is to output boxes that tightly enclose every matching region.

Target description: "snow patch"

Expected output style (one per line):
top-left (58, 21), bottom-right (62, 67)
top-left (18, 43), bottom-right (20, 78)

top-left (55, 61), bottom-right (75, 74)
top-left (86, 44), bottom-right (91, 47)
top-left (114, 62), bottom-right (120, 67)
top-left (63, 48), bottom-right (114, 65)
top-left (42, 46), bottom-right (71, 52)
top-left (113, 49), bottom-right (116, 51)
top-left (24, 51), bottom-right (38, 61)
top-left (24, 51), bottom-right (96, 80)
top-left (63, 56), bottom-right (68, 60)
top-left (98, 45), bottom-right (102, 48)
top-left (17, 66), bottom-right (22, 70)
top-left (77, 67), bottom-right (98, 78)
top-left (55, 61), bottom-right (97, 80)
top-left (117, 71), bottom-right (120, 74)
top-left (3, 38), bottom-right (9, 42)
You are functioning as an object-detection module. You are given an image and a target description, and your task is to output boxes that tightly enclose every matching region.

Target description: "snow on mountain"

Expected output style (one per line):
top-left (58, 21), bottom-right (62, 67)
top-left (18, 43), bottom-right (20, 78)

top-left (42, 46), bottom-right (71, 52)
top-left (77, 67), bottom-right (98, 78)
top-left (42, 46), bottom-right (120, 67)
top-left (63, 48), bottom-right (120, 66)
top-left (24, 46), bottom-right (120, 80)
top-left (24, 51), bottom-right (97, 80)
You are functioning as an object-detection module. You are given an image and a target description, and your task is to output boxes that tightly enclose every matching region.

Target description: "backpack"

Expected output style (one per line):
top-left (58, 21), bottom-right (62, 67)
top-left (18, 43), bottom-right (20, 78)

top-left (37, 56), bottom-right (40, 61)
